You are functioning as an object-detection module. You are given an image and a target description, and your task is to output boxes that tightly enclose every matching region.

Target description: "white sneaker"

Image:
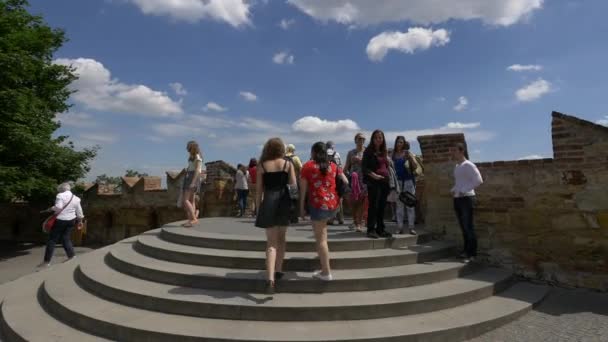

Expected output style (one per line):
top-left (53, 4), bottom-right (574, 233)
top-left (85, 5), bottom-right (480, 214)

top-left (37, 262), bottom-right (51, 268)
top-left (63, 256), bottom-right (76, 263)
top-left (312, 270), bottom-right (333, 281)
top-left (463, 257), bottom-right (477, 264)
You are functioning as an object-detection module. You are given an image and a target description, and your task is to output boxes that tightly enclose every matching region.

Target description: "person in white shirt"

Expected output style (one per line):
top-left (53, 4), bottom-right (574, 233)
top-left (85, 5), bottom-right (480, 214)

top-left (451, 143), bottom-right (483, 263)
top-left (39, 182), bottom-right (84, 267)
top-left (235, 164), bottom-right (250, 217)
top-left (326, 141), bottom-right (344, 225)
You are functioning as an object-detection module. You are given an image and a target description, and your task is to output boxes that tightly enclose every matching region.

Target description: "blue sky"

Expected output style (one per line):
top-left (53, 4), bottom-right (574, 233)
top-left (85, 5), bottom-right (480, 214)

top-left (29, 0), bottom-right (608, 181)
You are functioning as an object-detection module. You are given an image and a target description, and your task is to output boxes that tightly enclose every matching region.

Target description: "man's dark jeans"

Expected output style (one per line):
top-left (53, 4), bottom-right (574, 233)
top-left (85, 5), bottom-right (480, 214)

top-left (237, 189), bottom-right (249, 215)
top-left (44, 218), bottom-right (76, 262)
top-left (454, 196), bottom-right (477, 257)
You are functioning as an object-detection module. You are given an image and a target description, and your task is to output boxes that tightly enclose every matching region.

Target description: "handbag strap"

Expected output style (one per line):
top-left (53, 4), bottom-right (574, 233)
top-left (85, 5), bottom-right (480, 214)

top-left (56, 194), bottom-right (74, 216)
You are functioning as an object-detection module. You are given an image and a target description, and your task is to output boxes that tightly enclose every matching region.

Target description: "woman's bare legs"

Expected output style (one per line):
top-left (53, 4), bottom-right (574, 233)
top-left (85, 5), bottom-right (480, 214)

top-left (266, 227), bottom-right (286, 289)
top-left (182, 189), bottom-right (197, 226)
top-left (352, 199), bottom-right (365, 231)
top-left (312, 220), bottom-right (331, 276)
top-left (274, 227), bottom-right (287, 273)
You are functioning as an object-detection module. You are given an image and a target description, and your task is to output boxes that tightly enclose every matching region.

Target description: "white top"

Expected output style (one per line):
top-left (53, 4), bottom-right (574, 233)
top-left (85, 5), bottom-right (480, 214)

top-left (53, 191), bottom-right (84, 221)
top-left (187, 154), bottom-right (203, 172)
top-left (235, 170), bottom-right (249, 190)
top-left (451, 160), bottom-right (483, 198)
top-left (327, 149), bottom-right (342, 166)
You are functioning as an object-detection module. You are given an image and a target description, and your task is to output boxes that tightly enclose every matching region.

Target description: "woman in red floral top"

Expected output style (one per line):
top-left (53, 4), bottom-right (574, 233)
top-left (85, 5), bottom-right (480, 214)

top-left (300, 142), bottom-right (349, 281)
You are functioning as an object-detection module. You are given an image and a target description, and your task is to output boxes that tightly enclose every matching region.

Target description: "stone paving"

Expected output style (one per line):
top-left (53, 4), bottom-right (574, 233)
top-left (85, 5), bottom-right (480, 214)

top-left (0, 241), bottom-right (92, 285)
top-left (467, 286), bottom-right (608, 342)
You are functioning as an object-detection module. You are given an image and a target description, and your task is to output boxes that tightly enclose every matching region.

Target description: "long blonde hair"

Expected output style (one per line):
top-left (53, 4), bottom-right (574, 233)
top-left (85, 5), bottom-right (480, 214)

top-left (187, 141), bottom-right (201, 161)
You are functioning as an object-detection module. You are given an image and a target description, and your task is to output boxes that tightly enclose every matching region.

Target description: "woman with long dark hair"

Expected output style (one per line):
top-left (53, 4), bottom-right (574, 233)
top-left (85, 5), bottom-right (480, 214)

top-left (362, 130), bottom-right (392, 239)
top-left (392, 136), bottom-right (418, 235)
top-left (300, 142), bottom-right (349, 281)
top-left (255, 138), bottom-right (297, 293)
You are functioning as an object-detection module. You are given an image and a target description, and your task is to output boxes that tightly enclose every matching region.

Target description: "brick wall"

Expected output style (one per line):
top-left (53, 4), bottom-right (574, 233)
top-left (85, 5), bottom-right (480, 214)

top-left (419, 112), bottom-right (608, 291)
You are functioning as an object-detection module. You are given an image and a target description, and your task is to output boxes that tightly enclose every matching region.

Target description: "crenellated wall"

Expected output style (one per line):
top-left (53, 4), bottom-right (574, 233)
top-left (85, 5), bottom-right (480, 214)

top-left (0, 162), bottom-right (239, 245)
top-left (419, 111), bottom-right (608, 291)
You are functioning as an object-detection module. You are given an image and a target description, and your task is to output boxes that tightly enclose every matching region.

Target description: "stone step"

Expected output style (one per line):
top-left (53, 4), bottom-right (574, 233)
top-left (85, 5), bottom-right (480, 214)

top-left (159, 227), bottom-right (431, 252)
top-left (41, 262), bottom-right (549, 342)
top-left (0, 260), bottom-right (112, 342)
top-left (135, 234), bottom-right (455, 270)
top-left (77, 253), bottom-right (514, 321)
top-left (108, 240), bottom-right (474, 293)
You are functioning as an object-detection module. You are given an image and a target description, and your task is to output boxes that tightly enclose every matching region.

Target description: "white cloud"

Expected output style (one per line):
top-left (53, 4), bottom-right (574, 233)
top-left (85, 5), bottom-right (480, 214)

top-left (507, 64), bottom-right (543, 72)
top-left (53, 58), bottom-right (182, 117)
top-left (518, 154), bottom-right (543, 160)
top-left (279, 18), bottom-right (295, 29)
top-left (239, 91), bottom-right (258, 102)
top-left (169, 82), bottom-right (188, 96)
top-left (366, 27), bottom-right (450, 62)
top-left (127, 0), bottom-right (251, 27)
top-left (444, 122), bottom-right (479, 129)
top-left (55, 112), bottom-right (98, 128)
top-left (288, 0), bottom-right (543, 26)
top-left (204, 102), bottom-right (228, 112)
top-left (292, 116), bottom-right (360, 134)
top-left (273, 51), bottom-right (295, 65)
top-left (453, 96), bottom-right (469, 112)
top-left (596, 116), bottom-right (608, 126)
top-left (516, 78), bottom-right (552, 102)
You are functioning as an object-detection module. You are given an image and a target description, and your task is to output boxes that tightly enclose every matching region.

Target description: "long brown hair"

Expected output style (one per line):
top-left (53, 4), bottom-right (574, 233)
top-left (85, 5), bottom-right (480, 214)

top-left (392, 135), bottom-right (408, 158)
top-left (187, 140), bottom-right (201, 161)
top-left (366, 129), bottom-right (387, 157)
top-left (260, 138), bottom-right (286, 163)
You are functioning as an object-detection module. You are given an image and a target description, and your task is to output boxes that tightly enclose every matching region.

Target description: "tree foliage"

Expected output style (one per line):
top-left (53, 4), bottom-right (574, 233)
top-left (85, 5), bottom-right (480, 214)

top-left (125, 169), bottom-right (149, 177)
top-left (0, 0), bottom-right (97, 203)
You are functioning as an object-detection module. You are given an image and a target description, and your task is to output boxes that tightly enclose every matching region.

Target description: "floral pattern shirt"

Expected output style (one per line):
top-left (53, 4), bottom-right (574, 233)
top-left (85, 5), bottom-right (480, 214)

top-left (301, 161), bottom-right (343, 210)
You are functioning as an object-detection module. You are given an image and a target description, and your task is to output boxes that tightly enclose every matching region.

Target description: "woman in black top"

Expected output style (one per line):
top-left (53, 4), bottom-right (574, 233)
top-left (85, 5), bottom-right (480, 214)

top-left (362, 130), bottom-right (392, 239)
top-left (254, 138), bottom-right (297, 293)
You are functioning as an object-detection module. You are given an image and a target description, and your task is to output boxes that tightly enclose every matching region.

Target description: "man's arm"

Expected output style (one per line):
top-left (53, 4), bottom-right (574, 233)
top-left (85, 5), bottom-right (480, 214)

top-left (52, 194), bottom-right (64, 213)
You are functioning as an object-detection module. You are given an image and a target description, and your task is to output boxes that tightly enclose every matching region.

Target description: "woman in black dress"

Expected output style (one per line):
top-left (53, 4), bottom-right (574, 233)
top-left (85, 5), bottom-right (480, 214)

top-left (255, 138), bottom-right (297, 293)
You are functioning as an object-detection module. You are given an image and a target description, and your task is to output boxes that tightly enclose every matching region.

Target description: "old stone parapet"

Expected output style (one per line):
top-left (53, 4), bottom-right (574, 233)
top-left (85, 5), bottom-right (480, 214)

top-left (420, 111), bottom-right (608, 291)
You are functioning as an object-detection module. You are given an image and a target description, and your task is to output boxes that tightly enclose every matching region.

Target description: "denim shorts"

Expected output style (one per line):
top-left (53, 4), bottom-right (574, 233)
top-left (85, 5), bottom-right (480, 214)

top-left (309, 206), bottom-right (337, 221)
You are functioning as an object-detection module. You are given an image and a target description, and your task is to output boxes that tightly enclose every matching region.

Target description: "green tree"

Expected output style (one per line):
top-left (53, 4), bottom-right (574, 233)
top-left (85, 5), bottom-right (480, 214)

top-left (95, 174), bottom-right (121, 186)
top-left (125, 169), bottom-right (149, 177)
top-left (0, 0), bottom-right (97, 202)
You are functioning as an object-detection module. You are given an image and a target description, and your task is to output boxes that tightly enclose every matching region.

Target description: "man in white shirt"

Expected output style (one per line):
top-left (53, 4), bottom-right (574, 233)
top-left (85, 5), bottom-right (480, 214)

top-left (235, 164), bottom-right (250, 217)
top-left (451, 143), bottom-right (483, 263)
top-left (40, 182), bottom-right (84, 267)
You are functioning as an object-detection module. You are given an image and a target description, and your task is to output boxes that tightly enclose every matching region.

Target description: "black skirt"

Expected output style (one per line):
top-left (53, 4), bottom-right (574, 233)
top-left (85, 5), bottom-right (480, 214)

top-left (255, 188), bottom-right (291, 228)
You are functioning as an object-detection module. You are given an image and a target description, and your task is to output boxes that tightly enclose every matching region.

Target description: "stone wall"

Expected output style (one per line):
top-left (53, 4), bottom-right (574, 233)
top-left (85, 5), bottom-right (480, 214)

top-left (0, 161), bottom-right (239, 246)
top-left (419, 111), bottom-right (608, 291)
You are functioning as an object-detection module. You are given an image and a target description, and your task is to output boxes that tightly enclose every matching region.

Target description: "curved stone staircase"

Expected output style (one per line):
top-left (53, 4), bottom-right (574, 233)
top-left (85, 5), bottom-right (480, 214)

top-left (0, 220), bottom-right (548, 341)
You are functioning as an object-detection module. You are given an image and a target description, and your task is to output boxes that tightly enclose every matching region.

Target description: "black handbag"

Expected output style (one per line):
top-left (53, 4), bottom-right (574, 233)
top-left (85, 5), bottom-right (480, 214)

top-left (399, 191), bottom-right (417, 208)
